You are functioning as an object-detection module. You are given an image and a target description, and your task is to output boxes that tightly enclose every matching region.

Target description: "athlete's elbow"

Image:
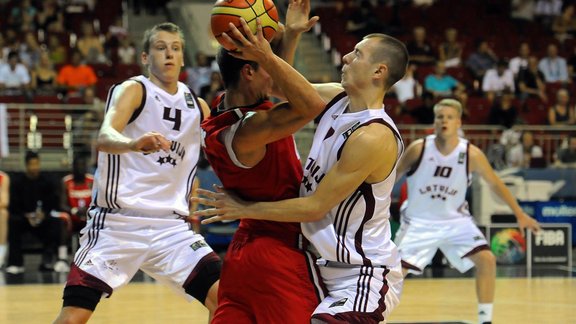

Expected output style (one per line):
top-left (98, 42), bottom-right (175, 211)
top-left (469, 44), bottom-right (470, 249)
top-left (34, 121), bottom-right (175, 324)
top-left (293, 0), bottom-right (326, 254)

top-left (301, 202), bottom-right (327, 222)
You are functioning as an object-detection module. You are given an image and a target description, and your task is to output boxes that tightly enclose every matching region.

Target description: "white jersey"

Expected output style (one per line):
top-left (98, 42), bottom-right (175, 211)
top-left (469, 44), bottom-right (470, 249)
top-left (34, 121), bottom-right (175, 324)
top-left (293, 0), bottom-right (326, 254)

top-left (301, 93), bottom-right (404, 267)
top-left (92, 75), bottom-right (203, 218)
top-left (403, 134), bottom-right (472, 222)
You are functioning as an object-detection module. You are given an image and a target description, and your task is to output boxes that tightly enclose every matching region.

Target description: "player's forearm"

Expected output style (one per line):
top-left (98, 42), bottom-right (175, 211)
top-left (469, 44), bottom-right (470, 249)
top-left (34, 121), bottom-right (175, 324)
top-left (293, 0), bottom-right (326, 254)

top-left (261, 55), bottom-right (325, 118)
top-left (96, 126), bottom-right (136, 154)
top-left (244, 196), bottom-right (325, 222)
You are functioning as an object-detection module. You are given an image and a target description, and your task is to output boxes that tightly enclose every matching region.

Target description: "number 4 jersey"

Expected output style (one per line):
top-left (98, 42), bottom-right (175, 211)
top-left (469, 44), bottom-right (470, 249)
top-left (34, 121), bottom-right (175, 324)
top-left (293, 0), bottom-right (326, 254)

top-left (402, 134), bottom-right (472, 222)
top-left (92, 75), bottom-right (203, 217)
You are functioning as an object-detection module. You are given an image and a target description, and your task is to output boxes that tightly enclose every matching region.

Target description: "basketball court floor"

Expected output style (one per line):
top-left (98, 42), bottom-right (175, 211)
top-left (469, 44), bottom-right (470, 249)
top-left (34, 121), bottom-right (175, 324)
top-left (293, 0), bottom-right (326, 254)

top-left (0, 253), bottom-right (574, 323)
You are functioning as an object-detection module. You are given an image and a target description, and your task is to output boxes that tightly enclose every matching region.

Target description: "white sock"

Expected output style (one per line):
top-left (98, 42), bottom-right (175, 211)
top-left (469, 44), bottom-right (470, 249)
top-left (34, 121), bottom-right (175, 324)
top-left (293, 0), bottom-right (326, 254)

top-left (0, 244), bottom-right (6, 267)
top-left (58, 245), bottom-right (68, 260)
top-left (478, 303), bottom-right (493, 324)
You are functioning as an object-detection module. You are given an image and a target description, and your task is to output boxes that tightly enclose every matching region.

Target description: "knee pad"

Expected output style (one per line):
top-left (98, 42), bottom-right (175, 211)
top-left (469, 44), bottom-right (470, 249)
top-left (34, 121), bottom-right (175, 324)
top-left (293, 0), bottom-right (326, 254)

top-left (184, 259), bottom-right (222, 304)
top-left (63, 285), bottom-right (103, 311)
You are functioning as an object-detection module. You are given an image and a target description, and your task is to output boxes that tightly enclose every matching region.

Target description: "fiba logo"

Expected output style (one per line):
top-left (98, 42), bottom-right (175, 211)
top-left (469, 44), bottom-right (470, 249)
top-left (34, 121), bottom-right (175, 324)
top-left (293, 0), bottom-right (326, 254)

top-left (490, 228), bottom-right (527, 264)
top-left (535, 230), bottom-right (565, 246)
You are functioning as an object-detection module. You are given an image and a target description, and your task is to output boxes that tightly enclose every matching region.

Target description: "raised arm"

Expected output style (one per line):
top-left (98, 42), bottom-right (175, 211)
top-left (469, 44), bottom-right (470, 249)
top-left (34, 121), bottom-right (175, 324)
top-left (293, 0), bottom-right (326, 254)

top-left (194, 124), bottom-right (398, 223)
top-left (96, 80), bottom-right (171, 154)
top-left (469, 144), bottom-right (540, 234)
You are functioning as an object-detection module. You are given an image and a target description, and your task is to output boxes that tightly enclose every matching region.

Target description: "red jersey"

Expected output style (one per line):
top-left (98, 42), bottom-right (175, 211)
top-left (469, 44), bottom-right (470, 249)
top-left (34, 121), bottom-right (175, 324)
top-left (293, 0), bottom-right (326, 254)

top-left (202, 97), bottom-right (302, 235)
top-left (63, 173), bottom-right (94, 209)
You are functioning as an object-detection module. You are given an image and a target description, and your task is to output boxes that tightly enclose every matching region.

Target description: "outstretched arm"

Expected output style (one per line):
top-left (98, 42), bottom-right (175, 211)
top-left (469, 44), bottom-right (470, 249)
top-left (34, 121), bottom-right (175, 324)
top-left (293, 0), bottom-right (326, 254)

top-left (193, 124), bottom-right (398, 223)
top-left (395, 138), bottom-right (424, 183)
top-left (469, 144), bottom-right (541, 234)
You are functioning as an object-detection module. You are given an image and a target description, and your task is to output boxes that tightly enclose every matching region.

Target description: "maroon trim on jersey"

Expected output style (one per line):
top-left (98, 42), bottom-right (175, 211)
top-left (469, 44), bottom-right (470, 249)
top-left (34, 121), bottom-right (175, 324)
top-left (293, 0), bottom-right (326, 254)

top-left (183, 252), bottom-right (221, 288)
top-left (305, 249), bottom-right (328, 303)
top-left (334, 190), bottom-right (362, 263)
top-left (376, 267), bottom-right (391, 320)
top-left (353, 265), bottom-right (373, 312)
top-left (127, 79), bottom-right (146, 124)
top-left (462, 244), bottom-right (490, 258)
top-left (406, 137), bottom-right (427, 177)
top-left (401, 260), bottom-right (421, 272)
top-left (75, 207), bottom-right (108, 266)
top-left (335, 118), bottom-right (403, 161)
top-left (465, 141), bottom-right (470, 181)
top-left (354, 182), bottom-right (376, 266)
top-left (66, 263), bottom-right (114, 297)
top-left (315, 91), bottom-right (347, 124)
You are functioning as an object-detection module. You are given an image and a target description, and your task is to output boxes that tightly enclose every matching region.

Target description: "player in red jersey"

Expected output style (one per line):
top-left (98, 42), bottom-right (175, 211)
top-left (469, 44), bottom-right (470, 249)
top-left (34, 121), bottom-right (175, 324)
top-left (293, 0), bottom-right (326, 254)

top-left (60, 155), bottom-right (94, 234)
top-left (201, 1), bottom-right (325, 322)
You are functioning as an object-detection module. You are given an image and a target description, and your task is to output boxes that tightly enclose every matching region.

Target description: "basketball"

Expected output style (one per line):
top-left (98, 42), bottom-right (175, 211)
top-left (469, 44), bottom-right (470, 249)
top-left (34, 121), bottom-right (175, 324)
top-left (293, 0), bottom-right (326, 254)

top-left (211, 0), bottom-right (279, 51)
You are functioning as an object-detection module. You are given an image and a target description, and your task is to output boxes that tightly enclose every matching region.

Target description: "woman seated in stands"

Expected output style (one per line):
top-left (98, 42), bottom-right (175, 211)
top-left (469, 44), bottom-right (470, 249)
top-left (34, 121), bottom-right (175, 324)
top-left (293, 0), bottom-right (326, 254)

top-left (548, 88), bottom-right (576, 125)
top-left (30, 51), bottom-right (58, 95)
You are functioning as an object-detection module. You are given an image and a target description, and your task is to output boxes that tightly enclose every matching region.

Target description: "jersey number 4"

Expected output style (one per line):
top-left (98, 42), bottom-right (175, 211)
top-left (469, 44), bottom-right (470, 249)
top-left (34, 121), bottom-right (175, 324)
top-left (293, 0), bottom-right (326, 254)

top-left (163, 107), bottom-right (182, 131)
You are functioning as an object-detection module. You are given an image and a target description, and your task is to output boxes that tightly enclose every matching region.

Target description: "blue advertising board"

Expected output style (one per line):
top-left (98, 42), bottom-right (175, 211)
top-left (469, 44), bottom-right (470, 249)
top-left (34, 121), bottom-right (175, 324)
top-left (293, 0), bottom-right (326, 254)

top-left (520, 201), bottom-right (576, 246)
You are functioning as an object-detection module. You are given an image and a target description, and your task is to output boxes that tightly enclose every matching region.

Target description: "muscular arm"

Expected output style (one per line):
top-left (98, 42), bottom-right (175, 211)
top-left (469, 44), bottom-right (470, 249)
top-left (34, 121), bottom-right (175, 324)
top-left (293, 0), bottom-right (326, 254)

top-left (196, 124), bottom-right (399, 223)
top-left (469, 144), bottom-right (540, 234)
top-left (395, 139), bottom-right (424, 182)
top-left (96, 81), bottom-right (171, 154)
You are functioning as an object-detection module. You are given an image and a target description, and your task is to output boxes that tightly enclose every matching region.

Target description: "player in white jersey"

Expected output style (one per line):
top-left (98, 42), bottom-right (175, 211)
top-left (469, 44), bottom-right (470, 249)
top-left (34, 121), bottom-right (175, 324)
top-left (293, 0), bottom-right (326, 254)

top-left (54, 23), bottom-right (221, 324)
top-left (394, 98), bottom-right (540, 324)
top-left (193, 30), bottom-right (409, 323)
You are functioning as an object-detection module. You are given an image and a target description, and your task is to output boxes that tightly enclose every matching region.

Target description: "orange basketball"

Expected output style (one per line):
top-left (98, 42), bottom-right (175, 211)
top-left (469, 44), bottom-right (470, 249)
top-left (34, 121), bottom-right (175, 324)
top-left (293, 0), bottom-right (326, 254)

top-left (211, 0), bottom-right (279, 51)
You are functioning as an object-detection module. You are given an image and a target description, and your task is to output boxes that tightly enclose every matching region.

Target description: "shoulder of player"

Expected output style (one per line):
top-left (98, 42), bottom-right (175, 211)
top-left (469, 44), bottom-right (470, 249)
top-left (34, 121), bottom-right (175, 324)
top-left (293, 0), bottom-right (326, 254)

top-left (110, 80), bottom-right (145, 110)
top-left (467, 143), bottom-right (484, 159)
top-left (347, 123), bottom-right (396, 152)
top-left (313, 82), bottom-right (344, 102)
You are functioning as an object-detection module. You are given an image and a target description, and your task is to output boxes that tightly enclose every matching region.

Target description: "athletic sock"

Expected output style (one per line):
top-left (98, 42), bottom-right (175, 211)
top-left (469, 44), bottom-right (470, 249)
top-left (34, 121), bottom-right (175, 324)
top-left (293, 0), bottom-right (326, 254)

top-left (478, 303), bottom-right (493, 324)
top-left (58, 245), bottom-right (68, 261)
top-left (0, 244), bottom-right (6, 267)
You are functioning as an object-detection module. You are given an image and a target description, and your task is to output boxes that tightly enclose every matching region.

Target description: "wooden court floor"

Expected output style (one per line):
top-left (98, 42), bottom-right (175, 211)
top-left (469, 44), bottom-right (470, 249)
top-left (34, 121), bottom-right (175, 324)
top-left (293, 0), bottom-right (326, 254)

top-left (0, 277), bottom-right (574, 323)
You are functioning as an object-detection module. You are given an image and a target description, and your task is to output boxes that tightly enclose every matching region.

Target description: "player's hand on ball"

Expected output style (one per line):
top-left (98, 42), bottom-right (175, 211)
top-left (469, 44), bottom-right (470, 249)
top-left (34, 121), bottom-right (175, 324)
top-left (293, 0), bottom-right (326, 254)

top-left (285, 0), bottom-right (319, 34)
top-left (131, 132), bottom-right (171, 154)
top-left (223, 18), bottom-right (272, 62)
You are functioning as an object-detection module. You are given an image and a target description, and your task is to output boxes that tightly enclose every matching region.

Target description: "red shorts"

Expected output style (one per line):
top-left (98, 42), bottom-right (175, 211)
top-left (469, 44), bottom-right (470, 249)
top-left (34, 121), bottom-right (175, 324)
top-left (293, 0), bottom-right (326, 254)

top-left (212, 228), bottom-right (323, 324)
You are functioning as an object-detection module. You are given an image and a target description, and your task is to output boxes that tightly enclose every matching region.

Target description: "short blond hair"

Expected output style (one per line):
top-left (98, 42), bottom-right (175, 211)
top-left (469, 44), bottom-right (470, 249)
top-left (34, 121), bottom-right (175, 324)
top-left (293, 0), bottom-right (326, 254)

top-left (433, 98), bottom-right (462, 117)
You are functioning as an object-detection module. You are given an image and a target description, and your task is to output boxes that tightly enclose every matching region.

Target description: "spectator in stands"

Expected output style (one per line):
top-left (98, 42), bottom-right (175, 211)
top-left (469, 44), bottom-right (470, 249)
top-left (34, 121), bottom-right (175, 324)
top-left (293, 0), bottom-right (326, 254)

top-left (74, 87), bottom-right (104, 168)
top-left (7, 0), bottom-right (38, 32)
top-left (438, 28), bottom-right (463, 68)
top-left (551, 4), bottom-right (576, 44)
top-left (30, 50), bottom-right (58, 95)
top-left (19, 32), bottom-right (42, 69)
top-left (554, 133), bottom-right (576, 165)
top-left (60, 154), bottom-right (93, 236)
top-left (538, 43), bottom-right (569, 84)
top-left (424, 60), bottom-right (466, 98)
top-left (0, 170), bottom-right (9, 270)
top-left (517, 56), bottom-right (548, 102)
top-left (488, 91), bottom-right (519, 129)
top-left (56, 49), bottom-right (98, 97)
top-left (466, 39), bottom-right (498, 88)
top-left (3, 29), bottom-right (21, 60)
top-left (47, 35), bottom-right (68, 65)
top-left (548, 88), bottom-right (576, 125)
top-left (35, 1), bottom-right (65, 33)
top-left (345, 0), bottom-right (383, 39)
top-left (0, 51), bottom-right (31, 96)
top-left (410, 91), bottom-right (436, 124)
top-left (511, 0), bottom-right (536, 33)
top-left (407, 26), bottom-right (436, 66)
top-left (6, 151), bottom-right (68, 274)
top-left (200, 71), bottom-right (225, 107)
top-left (509, 42), bottom-right (531, 77)
top-left (105, 16), bottom-right (128, 51)
top-left (535, 0), bottom-right (563, 27)
top-left (507, 130), bottom-right (544, 168)
top-left (117, 35), bottom-right (137, 65)
top-left (482, 60), bottom-right (515, 102)
top-left (185, 51), bottom-right (214, 94)
top-left (77, 22), bottom-right (106, 64)
top-left (567, 44), bottom-right (576, 82)
top-left (392, 63), bottom-right (421, 106)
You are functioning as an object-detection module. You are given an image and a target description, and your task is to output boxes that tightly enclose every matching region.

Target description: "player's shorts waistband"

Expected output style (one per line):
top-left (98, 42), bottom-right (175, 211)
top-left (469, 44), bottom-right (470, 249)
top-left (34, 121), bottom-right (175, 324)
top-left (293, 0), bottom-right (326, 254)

top-left (316, 259), bottom-right (388, 269)
top-left (234, 227), bottom-right (308, 250)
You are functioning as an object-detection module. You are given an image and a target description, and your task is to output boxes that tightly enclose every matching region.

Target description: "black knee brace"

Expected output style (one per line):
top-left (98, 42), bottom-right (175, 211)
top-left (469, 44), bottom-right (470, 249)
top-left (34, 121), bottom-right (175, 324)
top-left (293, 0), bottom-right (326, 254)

top-left (63, 285), bottom-right (103, 311)
top-left (184, 260), bottom-right (222, 304)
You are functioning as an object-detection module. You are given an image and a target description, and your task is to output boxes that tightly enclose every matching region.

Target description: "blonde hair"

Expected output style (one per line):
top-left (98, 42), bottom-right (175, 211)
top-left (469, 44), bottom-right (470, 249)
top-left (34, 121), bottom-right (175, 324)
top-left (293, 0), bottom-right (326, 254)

top-left (433, 98), bottom-right (462, 117)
